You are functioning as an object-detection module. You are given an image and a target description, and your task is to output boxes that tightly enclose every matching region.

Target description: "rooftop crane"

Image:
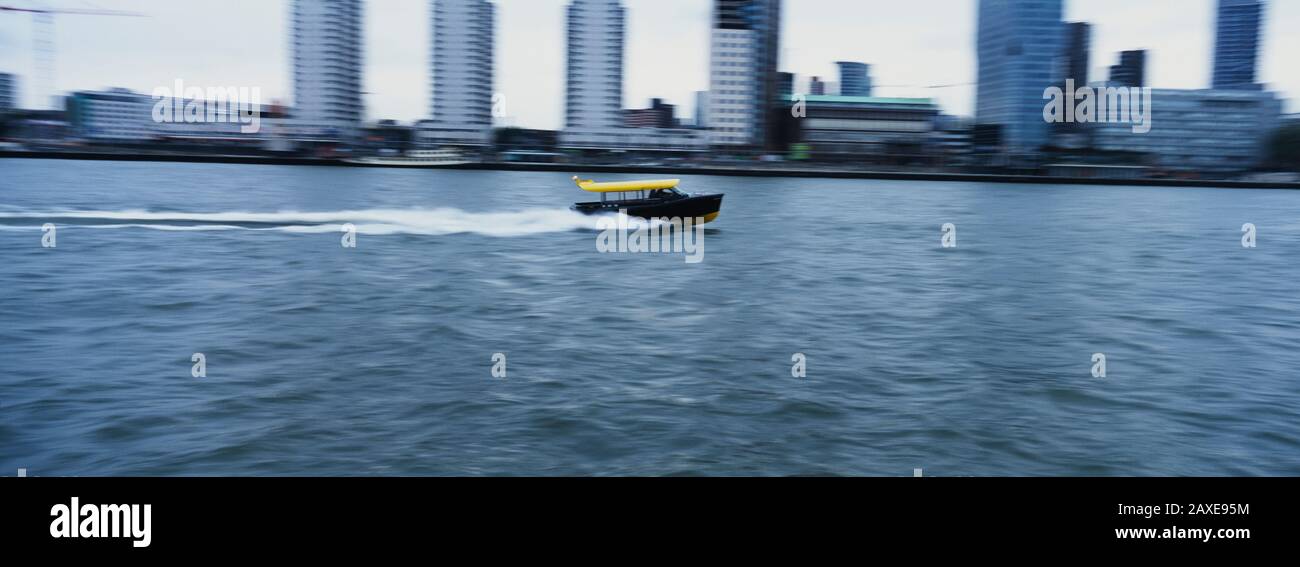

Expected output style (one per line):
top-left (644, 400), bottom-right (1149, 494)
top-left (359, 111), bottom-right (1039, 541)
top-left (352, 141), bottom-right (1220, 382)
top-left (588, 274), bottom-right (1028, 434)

top-left (1, 5), bottom-right (146, 109)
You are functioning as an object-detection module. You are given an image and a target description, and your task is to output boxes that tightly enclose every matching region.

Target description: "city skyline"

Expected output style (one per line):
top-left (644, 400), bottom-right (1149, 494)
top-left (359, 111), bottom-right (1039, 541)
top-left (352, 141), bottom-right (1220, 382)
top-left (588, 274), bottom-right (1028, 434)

top-left (1, 0), bottom-right (1298, 129)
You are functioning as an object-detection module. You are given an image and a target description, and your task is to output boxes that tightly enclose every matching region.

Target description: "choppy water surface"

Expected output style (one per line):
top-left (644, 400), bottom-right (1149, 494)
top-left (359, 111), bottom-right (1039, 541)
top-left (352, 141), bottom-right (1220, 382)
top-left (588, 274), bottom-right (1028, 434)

top-left (2, 159), bottom-right (1298, 476)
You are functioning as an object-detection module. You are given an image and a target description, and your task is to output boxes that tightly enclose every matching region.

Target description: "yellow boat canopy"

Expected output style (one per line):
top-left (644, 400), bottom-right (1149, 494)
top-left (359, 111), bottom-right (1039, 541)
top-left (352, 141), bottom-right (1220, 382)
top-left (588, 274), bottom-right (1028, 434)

top-left (572, 176), bottom-right (680, 193)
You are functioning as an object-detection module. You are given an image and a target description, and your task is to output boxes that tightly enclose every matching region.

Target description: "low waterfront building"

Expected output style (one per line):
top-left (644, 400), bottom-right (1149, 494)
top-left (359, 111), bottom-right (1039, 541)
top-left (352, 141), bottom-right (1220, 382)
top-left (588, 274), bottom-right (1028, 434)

top-left (494, 128), bottom-right (567, 162)
top-left (65, 89), bottom-right (155, 141)
top-left (786, 94), bottom-right (941, 164)
top-left (64, 88), bottom-right (287, 148)
top-left (932, 114), bottom-right (974, 166)
top-left (559, 127), bottom-right (707, 154)
top-left (493, 127), bottom-right (559, 152)
top-left (1045, 163), bottom-right (1149, 179)
top-left (3, 109), bottom-right (69, 146)
top-left (624, 98), bottom-right (678, 129)
top-left (362, 120), bottom-right (416, 153)
top-left (1092, 88), bottom-right (1282, 174)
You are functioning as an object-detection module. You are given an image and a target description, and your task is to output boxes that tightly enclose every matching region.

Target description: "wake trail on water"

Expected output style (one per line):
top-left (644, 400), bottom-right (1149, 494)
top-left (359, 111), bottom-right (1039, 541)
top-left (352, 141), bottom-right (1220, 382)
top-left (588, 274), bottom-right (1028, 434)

top-left (0, 208), bottom-right (603, 237)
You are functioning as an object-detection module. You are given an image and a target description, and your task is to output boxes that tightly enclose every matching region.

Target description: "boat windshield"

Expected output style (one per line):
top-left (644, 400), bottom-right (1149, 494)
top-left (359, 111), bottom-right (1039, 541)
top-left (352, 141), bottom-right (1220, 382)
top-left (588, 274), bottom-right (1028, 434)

top-left (650, 188), bottom-right (687, 198)
top-left (598, 188), bottom-right (688, 203)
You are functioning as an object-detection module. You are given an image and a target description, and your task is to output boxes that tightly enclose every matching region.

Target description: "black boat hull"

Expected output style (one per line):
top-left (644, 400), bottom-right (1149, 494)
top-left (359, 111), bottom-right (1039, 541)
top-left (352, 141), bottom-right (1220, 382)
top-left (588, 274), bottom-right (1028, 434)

top-left (572, 194), bottom-right (724, 224)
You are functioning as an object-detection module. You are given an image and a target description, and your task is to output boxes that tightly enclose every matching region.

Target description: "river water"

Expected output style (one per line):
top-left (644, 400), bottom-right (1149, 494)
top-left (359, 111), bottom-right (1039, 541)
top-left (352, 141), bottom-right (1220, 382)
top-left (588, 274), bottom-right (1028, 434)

top-left (2, 158), bottom-right (1298, 476)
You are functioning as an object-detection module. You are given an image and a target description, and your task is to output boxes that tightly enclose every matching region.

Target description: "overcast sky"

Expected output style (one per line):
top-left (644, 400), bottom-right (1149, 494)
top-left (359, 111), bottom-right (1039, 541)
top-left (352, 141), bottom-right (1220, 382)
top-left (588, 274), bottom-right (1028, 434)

top-left (1, 0), bottom-right (1296, 127)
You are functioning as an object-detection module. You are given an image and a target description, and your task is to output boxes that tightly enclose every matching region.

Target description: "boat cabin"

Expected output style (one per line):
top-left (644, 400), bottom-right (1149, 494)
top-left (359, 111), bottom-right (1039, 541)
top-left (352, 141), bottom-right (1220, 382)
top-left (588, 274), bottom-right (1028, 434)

top-left (569, 176), bottom-right (724, 224)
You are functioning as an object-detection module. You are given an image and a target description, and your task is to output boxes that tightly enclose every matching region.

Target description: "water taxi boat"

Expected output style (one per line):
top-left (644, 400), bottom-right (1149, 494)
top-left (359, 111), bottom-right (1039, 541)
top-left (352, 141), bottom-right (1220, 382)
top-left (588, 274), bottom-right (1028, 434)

top-left (571, 177), bottom-right (724, 224)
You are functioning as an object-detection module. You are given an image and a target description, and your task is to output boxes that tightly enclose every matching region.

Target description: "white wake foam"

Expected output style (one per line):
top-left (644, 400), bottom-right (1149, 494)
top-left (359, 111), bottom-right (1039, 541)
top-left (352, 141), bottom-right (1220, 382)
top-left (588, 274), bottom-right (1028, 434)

top-left (0, 208), bottom-right (601, 237)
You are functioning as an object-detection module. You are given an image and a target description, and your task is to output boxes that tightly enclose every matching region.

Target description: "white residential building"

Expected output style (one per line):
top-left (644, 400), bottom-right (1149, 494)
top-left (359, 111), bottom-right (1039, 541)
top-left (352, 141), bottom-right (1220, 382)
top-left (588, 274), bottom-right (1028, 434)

top-left (706, 0), bottom-right (782, 148)
top-left (707, 29), bottom-right (757, 146)
top-left (560, 0), bottom-right (704, 152)
top-left (422, 0), bottom-right (496, 147)
top-left (564, 0), bottom-right (625, 131)
top-left (291, 0), bottom-right (365, 140)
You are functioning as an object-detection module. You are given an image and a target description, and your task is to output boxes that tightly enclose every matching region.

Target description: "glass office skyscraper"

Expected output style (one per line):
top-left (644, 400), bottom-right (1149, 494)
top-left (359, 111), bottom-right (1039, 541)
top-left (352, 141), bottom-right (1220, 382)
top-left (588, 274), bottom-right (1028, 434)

top-left (975, 0), bottom-right (1064, 152)
top-left (1212, 0), bottom-right (1264, 91)
top-left (1109, 50), bottom-right (1147, 88)
top-left (835, 62), bottom-right (872, 98)
top-left (1062, 22), bottom-right (1090, 87)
